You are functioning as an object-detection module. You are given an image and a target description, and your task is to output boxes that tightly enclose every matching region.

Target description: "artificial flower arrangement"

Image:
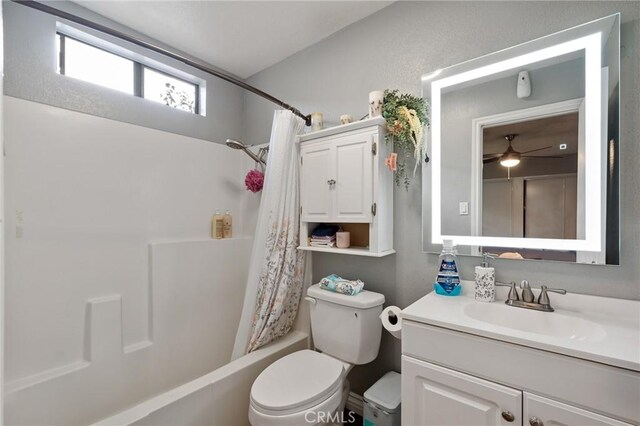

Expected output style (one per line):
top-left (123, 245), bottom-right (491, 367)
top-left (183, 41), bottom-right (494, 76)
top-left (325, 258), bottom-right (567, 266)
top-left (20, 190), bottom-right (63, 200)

top-left (381, 89), bottom-right (429, 189)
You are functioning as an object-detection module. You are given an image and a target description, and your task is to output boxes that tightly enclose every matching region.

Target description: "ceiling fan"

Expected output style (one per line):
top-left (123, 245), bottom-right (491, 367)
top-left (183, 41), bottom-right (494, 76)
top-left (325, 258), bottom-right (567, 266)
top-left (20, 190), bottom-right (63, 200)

top-left (483, 134), bottom-right (561, 167)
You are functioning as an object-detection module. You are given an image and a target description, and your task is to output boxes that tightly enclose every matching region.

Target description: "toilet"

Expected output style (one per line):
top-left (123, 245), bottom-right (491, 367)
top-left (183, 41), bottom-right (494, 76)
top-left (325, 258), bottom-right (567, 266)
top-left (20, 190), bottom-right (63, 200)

top-left (248, 284), bottom-right (385, 426)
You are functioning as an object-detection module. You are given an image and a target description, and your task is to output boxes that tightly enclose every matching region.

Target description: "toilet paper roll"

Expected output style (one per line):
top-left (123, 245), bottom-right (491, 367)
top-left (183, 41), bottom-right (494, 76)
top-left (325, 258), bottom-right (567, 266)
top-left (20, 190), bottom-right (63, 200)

top-left (380, 306), bottom-right (403, 339)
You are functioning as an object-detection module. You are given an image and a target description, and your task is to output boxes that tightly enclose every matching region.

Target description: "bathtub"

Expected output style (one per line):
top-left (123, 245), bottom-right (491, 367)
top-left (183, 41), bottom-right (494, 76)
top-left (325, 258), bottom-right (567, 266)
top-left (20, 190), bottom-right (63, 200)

top-left (94, 331), bottom-right (309, 426)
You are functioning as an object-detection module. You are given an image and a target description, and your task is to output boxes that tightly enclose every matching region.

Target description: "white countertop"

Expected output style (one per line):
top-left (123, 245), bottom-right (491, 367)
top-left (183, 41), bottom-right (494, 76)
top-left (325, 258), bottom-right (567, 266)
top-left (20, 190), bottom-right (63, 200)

top-left (401, 281), bottom-right (640, 372)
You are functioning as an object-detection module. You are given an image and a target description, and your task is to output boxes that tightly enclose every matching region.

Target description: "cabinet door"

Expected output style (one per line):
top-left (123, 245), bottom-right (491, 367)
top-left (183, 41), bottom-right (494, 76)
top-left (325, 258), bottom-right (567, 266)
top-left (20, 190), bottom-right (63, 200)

top-left (524, 393), bottom-right (633, 426)
top-left (333, 134), bottom-right (373, 222)
top-left (300, 142), bottom-right (333, 222)
top-left (402, 356), bottom-right (522, 426)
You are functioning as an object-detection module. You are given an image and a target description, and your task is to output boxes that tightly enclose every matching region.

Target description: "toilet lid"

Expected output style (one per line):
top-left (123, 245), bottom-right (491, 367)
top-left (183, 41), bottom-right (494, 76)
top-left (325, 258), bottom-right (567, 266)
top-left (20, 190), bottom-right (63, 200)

top-left (251, 350), bottom-right (344, 413)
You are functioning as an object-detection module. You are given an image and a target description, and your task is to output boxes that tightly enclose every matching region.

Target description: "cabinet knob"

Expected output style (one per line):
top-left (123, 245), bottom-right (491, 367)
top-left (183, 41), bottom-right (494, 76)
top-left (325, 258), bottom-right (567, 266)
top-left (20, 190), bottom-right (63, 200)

top-left (327, 179), bottom-right (336, 185)
top-left (529, 417), bottom-right (543, 426)
top-left (501, 411), bottom-right (515, 422)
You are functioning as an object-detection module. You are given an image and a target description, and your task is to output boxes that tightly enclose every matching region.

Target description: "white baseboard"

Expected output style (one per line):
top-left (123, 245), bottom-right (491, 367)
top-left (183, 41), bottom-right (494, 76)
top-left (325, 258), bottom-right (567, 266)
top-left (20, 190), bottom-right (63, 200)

top-left (345, 391), bottom-right (364, 416)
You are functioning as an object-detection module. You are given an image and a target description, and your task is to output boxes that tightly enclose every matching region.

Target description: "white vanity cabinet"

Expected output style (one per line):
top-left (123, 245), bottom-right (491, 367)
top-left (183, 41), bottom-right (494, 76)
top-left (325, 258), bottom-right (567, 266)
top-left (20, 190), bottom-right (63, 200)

top-left (523, 394), bottom-right (633, 426)
top-left (401, 315), bottom-right (638, 426)
top-left (298, 117), bottom-right (394, 257)
top-left (402, 352), bottom-right (634, 426)
top-left (402, 356), bottom-right (522, 426)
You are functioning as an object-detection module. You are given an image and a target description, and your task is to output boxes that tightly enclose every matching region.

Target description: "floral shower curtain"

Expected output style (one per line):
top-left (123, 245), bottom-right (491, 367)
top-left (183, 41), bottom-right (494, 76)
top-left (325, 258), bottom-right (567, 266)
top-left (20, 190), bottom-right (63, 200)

top-left (232, 110), bottom-right (306, 359)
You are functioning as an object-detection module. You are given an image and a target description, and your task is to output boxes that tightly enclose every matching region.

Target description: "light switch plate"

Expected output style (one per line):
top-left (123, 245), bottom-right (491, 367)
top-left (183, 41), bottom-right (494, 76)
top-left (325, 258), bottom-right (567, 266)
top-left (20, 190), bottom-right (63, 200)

top-left (459, 202), bottom-right (469, 215)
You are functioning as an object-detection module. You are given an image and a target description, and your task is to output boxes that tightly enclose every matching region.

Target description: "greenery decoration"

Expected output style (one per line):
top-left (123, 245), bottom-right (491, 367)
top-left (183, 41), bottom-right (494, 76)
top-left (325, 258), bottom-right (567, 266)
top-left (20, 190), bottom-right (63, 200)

top-left (381, 89), bottom-right (429, 189)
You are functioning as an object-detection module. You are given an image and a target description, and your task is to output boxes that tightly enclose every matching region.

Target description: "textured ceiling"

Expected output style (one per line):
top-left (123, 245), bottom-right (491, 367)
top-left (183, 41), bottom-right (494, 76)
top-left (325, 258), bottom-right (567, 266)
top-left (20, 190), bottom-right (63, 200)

top-left (72, 1), bottom-right (393, 78)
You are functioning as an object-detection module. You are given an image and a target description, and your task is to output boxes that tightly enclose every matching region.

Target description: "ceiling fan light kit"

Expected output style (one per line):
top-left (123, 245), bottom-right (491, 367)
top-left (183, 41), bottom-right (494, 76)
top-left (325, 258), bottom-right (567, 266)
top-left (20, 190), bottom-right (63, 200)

top-left (483, 133), bottom-right (559, 168)
top-left (499, 152), bottom-right (521, 167)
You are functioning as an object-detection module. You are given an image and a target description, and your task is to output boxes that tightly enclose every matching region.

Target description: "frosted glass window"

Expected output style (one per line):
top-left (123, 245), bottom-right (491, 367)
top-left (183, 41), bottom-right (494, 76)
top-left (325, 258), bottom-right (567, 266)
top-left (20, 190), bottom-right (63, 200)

top-left (143, 68), bottom-right (197, 113)
top-left (61, 36), bottom-right (135, 95)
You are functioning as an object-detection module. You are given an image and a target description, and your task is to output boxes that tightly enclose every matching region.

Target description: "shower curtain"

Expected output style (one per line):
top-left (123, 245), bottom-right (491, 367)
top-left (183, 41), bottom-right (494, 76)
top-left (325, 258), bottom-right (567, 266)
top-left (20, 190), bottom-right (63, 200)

top-left (232, 110), bottom-right (306, 359)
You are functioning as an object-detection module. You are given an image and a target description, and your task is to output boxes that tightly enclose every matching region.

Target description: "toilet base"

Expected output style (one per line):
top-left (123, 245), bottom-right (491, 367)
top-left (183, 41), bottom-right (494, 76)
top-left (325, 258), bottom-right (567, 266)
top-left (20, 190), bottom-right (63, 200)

top-left (327, 379), bottom-right (351, 426)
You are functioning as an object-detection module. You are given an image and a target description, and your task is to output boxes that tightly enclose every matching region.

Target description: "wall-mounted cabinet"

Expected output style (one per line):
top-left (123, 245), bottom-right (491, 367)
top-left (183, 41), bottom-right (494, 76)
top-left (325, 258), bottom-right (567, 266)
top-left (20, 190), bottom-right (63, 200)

top-left (298, 117), bottom-right (394, 257)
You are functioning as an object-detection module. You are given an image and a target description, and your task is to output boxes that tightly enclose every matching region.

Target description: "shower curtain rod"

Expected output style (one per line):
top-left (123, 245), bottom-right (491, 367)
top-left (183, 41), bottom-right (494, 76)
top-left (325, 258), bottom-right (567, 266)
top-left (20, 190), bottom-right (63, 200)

top-left (11, 0), bottom-right (312, 126)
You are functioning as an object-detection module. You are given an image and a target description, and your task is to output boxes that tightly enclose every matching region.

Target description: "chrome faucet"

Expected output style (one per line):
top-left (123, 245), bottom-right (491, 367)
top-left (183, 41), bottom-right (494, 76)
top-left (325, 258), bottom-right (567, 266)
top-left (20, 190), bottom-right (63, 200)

top-left (496, 281), bottom-right (566, 312)
top-left (520, 280), bottom-right (535, 303)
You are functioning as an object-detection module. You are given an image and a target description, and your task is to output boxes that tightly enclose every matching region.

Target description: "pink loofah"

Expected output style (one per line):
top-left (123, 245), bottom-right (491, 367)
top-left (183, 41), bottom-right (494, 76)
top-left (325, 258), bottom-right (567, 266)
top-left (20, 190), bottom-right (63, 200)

top-left (245, 169), bottom-right (264, 193)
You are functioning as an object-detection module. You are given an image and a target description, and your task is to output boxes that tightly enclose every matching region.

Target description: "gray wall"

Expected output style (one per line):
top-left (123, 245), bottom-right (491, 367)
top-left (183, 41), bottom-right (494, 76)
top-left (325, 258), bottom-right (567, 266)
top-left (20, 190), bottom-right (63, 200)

top-left (4, 0), bottom-right (244, 144)
top-left (440, 58), bottom-right (585, 236)
top-left (243, 1), bottom-right (640, 395)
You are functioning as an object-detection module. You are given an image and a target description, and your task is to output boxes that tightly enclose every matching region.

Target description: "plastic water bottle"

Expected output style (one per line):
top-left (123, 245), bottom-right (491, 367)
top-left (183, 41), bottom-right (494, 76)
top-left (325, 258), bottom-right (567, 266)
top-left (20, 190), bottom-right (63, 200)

top-left (434, 240), bottom-right (461, 296)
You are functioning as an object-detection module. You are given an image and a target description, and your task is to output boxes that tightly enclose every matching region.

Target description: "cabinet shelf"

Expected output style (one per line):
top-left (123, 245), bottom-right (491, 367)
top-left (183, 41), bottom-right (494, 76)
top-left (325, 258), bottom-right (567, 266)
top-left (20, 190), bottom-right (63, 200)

top-left (297, 245), bottom-right (395, 257)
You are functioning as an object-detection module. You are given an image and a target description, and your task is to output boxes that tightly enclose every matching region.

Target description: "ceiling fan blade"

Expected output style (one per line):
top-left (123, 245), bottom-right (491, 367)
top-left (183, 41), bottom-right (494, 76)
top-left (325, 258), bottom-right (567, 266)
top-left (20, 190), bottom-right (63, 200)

top-left (483, 157), bottom-right (501, 164)
top-left (483, 153), bottom-right (501, 159)
top-left (522, 155), bottom-right (564, 159)
top-left (520, 146), bottom-right (553, 155)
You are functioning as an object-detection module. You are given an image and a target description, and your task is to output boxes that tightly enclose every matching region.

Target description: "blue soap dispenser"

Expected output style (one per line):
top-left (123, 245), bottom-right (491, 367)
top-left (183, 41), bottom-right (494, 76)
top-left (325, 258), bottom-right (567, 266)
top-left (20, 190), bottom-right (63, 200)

top-left (434, 239), bottom-right (461, 296)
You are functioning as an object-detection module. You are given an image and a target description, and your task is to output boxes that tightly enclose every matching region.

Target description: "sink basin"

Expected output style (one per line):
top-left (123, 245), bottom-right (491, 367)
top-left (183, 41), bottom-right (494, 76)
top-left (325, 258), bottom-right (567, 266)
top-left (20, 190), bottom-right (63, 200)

top-left (463, 302), bottom-right (607, 341)
top-left (401, 285), bottom-right (639, 370)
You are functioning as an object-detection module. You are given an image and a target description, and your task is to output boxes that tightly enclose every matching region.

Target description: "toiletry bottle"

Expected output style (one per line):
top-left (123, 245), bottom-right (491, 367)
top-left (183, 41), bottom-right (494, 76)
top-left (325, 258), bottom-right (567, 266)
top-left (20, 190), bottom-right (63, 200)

top-left (223, 210), bottom-right (233, 239)
top-left (434, 240), bottom-right (461, 296)
top-left (474, 253), bottom-right (496, 302)
top-left (212, 210), bottom-right (224, 239)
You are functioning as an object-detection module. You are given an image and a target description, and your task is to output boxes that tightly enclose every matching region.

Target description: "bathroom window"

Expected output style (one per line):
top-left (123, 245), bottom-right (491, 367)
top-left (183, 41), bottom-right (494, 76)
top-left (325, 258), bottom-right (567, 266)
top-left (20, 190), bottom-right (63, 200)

top-left (57, 32), bottom-right (200, 114)
top-left (57, 34), bottom-right (135, 95)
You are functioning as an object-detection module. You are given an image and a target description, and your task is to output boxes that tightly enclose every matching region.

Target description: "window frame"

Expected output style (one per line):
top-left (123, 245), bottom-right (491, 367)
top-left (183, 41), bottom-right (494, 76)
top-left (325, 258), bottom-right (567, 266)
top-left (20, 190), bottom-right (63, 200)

top-left (57, 32), bottom-right (200, 115)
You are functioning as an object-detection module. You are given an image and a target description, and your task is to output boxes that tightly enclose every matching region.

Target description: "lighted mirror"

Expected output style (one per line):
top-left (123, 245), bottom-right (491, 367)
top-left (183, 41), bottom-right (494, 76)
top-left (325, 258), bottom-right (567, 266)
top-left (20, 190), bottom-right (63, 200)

top-left (422, 14), bottom-right (620, 265)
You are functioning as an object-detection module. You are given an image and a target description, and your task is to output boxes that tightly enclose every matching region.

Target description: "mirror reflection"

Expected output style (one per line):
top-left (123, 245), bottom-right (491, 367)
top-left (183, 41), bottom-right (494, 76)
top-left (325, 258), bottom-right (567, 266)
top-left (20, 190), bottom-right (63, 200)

top-left (423, 14), bottom-right (620, 265)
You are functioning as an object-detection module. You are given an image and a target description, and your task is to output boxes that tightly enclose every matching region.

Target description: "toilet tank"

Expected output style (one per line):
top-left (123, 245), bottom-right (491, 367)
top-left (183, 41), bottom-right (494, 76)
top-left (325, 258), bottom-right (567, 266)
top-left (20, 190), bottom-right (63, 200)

top-left (306, 284), bottom-right (385, 365)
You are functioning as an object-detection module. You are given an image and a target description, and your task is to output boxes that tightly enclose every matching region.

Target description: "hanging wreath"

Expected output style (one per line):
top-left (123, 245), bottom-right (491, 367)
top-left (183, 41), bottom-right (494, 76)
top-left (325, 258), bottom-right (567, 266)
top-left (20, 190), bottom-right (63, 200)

top-left (381, 89), bottom-right (429, 189)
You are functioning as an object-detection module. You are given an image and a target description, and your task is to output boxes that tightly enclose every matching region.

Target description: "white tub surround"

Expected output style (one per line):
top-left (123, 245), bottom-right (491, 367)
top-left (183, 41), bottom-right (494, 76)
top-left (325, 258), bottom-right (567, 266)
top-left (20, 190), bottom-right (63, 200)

top-left (4, 97), bottom-right (256, 425)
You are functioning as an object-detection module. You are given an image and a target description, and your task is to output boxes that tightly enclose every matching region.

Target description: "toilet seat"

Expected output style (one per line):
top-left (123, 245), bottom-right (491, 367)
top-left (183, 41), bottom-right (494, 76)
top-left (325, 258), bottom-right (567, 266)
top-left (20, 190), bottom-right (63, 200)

top-left (250, 350), bottom-right (344, 415)
top-left (249, 386), bottom-right (343, 426)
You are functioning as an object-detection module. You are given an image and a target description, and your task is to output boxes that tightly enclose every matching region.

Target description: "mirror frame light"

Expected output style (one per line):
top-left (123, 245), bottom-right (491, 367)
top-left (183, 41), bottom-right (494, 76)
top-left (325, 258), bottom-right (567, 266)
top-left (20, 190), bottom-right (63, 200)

top-left (429, 32), bottom-right (604, 252)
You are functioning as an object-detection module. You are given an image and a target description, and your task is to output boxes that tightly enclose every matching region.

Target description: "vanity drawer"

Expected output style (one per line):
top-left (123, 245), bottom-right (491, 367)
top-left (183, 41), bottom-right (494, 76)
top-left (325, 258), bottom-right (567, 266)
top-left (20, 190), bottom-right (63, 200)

top-left (402, 320), bottom-right (640, 424)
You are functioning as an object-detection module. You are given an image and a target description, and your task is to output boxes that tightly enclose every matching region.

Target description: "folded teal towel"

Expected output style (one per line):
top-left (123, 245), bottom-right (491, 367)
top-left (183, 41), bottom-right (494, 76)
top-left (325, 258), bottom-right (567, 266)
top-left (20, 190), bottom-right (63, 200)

top-left (319, 274), bottom-right (365, 295)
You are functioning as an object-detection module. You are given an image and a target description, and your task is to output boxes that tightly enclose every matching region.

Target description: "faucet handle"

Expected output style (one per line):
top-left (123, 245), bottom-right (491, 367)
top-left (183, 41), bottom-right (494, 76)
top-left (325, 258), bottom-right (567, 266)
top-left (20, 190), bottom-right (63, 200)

top-left (496, 281), bottom-right (520, 301)
top-left (537, 285), bottom-right (567, 306)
